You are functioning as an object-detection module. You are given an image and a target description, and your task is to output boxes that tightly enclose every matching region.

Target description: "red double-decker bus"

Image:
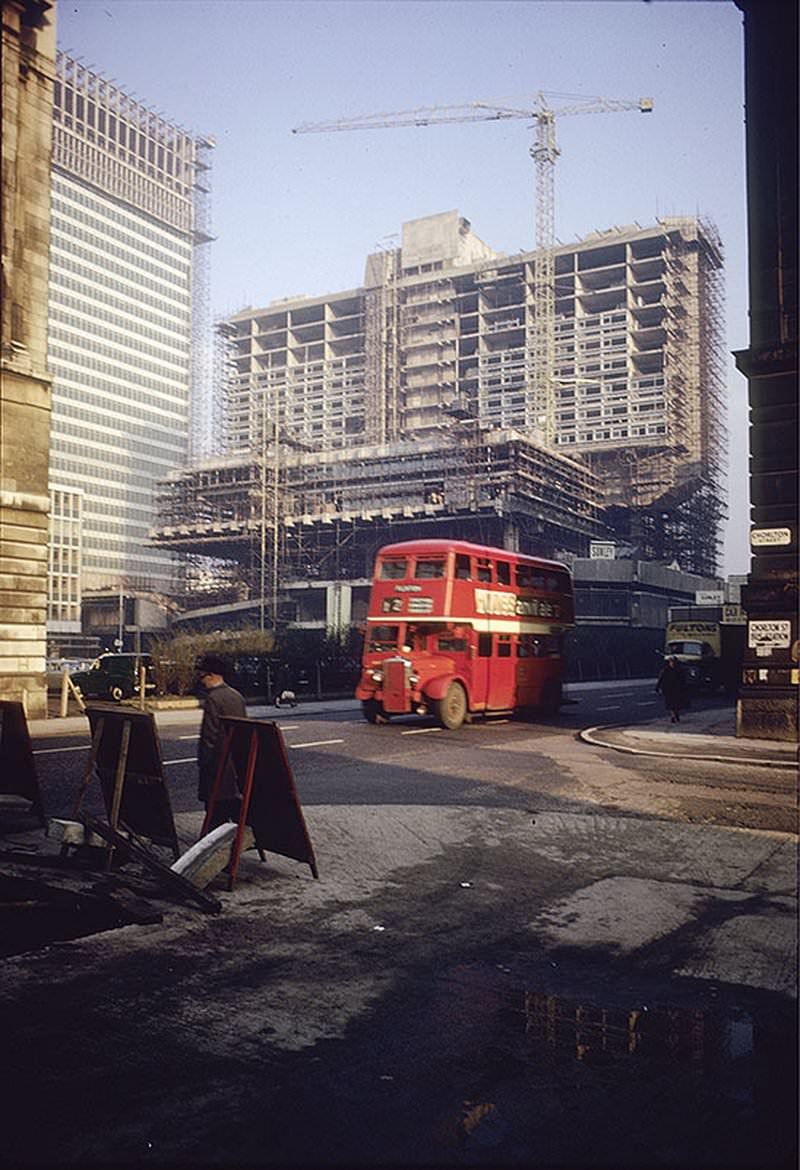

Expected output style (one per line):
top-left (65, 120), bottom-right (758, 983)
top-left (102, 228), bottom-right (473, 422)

top-left (356, 538), bottom-right (574, 728)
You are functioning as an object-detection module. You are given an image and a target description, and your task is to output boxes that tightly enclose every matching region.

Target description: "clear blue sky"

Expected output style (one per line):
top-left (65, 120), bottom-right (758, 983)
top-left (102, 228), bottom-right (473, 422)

top-left (56, 0), bottom-right (750, 577)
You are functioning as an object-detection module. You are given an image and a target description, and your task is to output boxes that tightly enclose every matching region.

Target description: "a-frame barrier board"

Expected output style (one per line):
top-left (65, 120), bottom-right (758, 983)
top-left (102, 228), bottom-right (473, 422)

top-left (0, 700), bottom-right (46, 826)
top-left (71, 705), bottom-right (179, 860)
top-left (201, 717), bottom-right (318, 889)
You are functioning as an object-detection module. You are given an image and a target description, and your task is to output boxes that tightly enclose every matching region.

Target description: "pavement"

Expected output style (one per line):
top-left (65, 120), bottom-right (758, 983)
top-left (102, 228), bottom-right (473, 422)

top-left (5, 683), bottom-right (797, 1167)
top-left (579, 703), bottom-right (798, 769)
top-left (28, 678), bottom-right (798, 768)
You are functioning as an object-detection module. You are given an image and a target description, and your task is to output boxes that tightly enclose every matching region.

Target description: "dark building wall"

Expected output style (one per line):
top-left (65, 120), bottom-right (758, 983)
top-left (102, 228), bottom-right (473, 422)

top-left (0, 0), bottom-right (55, 718)
top-left (734, 0), bottom-right (799, 740)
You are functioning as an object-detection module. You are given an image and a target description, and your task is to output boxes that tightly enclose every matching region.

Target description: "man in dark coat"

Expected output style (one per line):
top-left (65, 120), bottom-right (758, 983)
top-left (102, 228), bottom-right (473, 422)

top-left (655, 655), bottom-right (687, 723)
top-left (196, 654), bottom-right (247, 826)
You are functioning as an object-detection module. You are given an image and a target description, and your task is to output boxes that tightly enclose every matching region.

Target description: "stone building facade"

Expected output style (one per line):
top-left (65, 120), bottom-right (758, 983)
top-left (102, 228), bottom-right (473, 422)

top-left (1, 0), bottom-right (56, 718)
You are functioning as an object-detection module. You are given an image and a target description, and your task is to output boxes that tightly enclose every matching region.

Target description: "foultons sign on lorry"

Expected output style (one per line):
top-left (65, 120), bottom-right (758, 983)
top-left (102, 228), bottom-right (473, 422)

top-left (665, 614), bottom-right (745, 692)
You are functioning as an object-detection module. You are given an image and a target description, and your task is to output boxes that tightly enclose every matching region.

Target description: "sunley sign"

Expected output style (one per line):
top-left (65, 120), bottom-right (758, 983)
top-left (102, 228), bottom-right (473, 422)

top-left (695, 590), bottom-right (724, 605)
top-left (589, 542), bottom-right (616, 560)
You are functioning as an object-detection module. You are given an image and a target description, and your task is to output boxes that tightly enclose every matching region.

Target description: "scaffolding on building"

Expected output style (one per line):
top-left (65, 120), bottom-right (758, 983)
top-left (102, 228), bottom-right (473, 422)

top-left (189, 136), bottom-right (215, 462)
top-left (172, 215), bottom-right (727, 602)
top-left (364, 242), bottom-right (401, 444)
top-left (151, 430), bottom-right (606, 613)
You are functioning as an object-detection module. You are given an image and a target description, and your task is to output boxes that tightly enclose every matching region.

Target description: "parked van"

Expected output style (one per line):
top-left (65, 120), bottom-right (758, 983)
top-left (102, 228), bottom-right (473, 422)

top-left (70, 653), bottom-right (155, 702)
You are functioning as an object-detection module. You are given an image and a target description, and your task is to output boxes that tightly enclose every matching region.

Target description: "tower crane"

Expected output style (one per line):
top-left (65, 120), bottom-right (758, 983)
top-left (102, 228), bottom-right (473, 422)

top-left (293, 93), bottom-right (652, 448)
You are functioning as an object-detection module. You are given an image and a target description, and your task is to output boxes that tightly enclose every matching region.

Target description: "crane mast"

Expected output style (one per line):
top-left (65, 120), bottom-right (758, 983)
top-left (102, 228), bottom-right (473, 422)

top-left (293, 93), bottom-right (652, 448)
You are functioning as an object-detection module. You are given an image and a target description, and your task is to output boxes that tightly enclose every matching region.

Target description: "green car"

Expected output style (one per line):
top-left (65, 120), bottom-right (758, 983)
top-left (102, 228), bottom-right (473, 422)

top-left (70, 653), bottom-right (155, 702)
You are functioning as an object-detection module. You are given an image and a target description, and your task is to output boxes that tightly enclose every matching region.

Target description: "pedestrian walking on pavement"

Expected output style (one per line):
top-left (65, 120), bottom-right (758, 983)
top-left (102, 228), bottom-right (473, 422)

top-left (656, 655), bottom-right (688, 723)
top-left (196, 654), bottom-right (247, 827)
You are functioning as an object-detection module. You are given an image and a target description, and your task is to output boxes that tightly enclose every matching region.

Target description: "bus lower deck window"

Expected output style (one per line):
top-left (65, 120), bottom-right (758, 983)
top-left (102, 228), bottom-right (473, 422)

top-left (438, 637), bottom-right (466, 652)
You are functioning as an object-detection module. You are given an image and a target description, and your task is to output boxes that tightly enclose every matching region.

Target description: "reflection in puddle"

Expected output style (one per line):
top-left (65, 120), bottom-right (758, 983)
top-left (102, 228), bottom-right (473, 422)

top-left (524, 991), bottom-right (750, 1072)
top-left (434, 974), bottom-right (796, 1167)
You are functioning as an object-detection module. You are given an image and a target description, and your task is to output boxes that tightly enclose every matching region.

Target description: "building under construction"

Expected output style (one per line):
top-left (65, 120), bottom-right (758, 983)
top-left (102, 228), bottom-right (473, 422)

top-left (152, 427), bottom-right (606, 614)
top-left (152, 211), bottom-right (726, 615)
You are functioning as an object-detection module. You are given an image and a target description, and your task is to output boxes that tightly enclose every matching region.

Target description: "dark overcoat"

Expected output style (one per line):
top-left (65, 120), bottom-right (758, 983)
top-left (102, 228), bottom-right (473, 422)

top-left (197, 682), bottom-right (247, 802)
top-left (655, 662), bottom-right (687, 710)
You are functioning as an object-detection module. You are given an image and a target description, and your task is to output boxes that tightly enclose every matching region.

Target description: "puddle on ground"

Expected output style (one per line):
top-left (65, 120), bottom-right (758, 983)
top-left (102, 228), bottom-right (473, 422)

top-left (524, 989), bottom-right (753, 1071)
top-left (431, 966), bottom-right (797, 1167)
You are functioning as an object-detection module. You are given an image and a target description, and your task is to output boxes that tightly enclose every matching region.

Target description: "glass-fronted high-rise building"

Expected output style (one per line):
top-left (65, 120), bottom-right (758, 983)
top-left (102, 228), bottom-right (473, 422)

top-left (48, 52), bottom-right (212, 594)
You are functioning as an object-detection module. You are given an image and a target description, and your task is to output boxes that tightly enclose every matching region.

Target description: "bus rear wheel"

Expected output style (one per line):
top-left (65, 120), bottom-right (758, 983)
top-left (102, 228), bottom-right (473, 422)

top-left (362, 699), bottom-right (386, 724)
top-left (434, 682), bottom-right (467, 730)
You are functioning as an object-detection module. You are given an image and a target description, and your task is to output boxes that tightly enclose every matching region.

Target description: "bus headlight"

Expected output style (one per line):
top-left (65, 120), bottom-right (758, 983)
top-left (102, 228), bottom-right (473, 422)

top-left (409, 674), bottom-right (420, 686)
top-left (371, 670), bottom-right (383, 683)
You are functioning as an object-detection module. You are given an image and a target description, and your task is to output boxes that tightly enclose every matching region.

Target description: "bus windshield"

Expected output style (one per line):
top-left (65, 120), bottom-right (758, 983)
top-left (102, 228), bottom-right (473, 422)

top-left (368, 625), bottom-right (400, 651)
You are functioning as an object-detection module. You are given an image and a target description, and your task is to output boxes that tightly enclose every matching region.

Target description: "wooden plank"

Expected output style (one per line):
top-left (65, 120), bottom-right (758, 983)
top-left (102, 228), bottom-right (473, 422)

top-left (80, 814), bottom-right (222, 914)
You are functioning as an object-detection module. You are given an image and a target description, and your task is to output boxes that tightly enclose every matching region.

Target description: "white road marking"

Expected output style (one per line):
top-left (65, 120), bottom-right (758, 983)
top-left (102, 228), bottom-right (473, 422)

top-left (33, 744), bottom-right (88, 755)
top-left (596, 705), bottom-right (621, 711)
top-left (177, 734), bottom-right (197, 740)
top-left (636, 701), bottom-right (657, 707)
top-left (401, 727), bottom-right (443, 735)
top-left (164, 757), bottom-right (196, 765)
top-left (289, 738), bottom-right (344, 749)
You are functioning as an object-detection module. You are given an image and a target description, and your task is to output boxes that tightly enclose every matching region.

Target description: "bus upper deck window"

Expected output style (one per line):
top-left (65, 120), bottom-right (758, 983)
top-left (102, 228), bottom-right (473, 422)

top-left (380, 559), bottom-right (407, 580)
top-left (477, 558), bottom-right (492, 582)
top-left (415, 558), bottom-right (445, 579)
top-left (516, 566), bottom-right (532, 588)
top-left (455, 555), bottom-right (471, 580)
top-left (496, 561), bottom-right (511, 586)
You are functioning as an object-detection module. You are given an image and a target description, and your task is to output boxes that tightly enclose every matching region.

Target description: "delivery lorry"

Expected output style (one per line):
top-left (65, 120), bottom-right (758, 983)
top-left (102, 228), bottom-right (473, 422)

top-left (664, 606), bottom-right (746, 694)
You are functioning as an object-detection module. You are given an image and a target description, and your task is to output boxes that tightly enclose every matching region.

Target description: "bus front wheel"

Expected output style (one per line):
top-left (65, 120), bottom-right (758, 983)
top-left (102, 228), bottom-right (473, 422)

top-left (362, 699), bottom-right (387, 724)
top-left (435, 683), bottom-right (467, 730)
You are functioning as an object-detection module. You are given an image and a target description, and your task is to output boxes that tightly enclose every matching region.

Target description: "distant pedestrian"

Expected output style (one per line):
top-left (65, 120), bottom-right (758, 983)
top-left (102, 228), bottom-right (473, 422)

top-left (656, 656), bottom-right (687, 723)
top-left (196, 654), bottom-right (247, 827)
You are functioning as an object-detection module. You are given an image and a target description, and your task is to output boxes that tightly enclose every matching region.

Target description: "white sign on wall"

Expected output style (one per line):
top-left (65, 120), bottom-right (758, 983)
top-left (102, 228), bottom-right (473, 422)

top-left (748, 619), bottom-right (792, 651)
top-left (750, 527), bottom-right (792, 547)
top-left (589, 542), bottom-right (616, 560)
top-left (695, 590), bottom-right (724, 605)
top-left (722, 604), bottom-right (746, 625)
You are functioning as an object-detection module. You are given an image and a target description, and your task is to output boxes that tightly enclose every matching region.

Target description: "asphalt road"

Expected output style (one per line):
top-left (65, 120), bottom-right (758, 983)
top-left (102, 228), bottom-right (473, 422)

top-left (31, 682), bottom-right (795, 835)
top-left (4, 681), bottom-right (796, 1169)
